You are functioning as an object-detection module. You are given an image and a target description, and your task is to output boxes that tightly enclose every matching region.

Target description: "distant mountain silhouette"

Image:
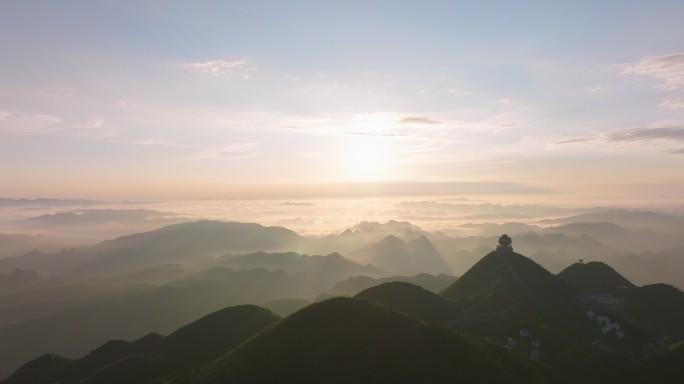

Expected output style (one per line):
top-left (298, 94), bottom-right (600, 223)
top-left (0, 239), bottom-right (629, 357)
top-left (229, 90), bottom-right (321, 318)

top-left (191, 297), bottom-right (562, 383)
top-left (303, 220), bottom-right (431, 256)
top-left (541, 209), bottom-right (684, 234)
top-left (210, 251), bottom-right (384, 295)
top-left (558, 261), bottom-right (635, 295)
top-left (73, 221), bottom-right (304, 274)
top-left (0, 221), bottom-right (304, 275)
top-left (349, 234), bottom-right (451, 275)
top-left (0, 233), bottom-right (67, 259)
top-left (355, 282), bottom-right (462, 325)
top-left (0, 198), bottom-right (102, 207)
top-left (545, 221), bottom-right (682, 253)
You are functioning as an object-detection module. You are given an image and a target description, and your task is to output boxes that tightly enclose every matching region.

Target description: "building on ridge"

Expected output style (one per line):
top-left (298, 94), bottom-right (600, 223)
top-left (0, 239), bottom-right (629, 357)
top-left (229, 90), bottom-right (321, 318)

top-left (497, 234), bottom-right (513, 252)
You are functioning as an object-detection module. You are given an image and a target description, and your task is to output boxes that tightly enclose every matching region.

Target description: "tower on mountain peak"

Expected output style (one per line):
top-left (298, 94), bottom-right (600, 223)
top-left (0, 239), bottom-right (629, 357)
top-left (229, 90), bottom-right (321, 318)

top-left (497, 234), bottom-right (513, 252)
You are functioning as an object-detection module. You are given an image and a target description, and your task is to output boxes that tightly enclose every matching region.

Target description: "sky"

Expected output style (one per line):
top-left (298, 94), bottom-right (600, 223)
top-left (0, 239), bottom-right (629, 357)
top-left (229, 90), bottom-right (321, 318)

top-left (1, 1), bottom-right (684, 205)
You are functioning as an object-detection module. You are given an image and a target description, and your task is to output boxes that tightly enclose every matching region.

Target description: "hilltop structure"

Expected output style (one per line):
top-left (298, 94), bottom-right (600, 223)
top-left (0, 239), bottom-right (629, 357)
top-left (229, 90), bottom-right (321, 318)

top-left (497, 234), bottom-right (513, 252)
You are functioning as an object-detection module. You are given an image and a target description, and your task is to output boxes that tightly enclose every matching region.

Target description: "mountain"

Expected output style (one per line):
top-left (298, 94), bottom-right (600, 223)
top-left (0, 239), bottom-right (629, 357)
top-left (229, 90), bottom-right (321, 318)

top-left (440, 247), bottom-right (580, 336)
top-left (0, 233), bottom-right (67, 259)
top-left (545, 221), bottom-right (631, 241)
top-left (614, 247), bottom-right (684, 288)
top-left (0, 269), bottom-right (291, 378)
top-left (162, 305), bottom-right (280, 366)
top-left (303, 220), bottom-right (432, 257)
top-left (0, 198), bottom-right (102, 207)
top-left (541, 209), bottom-right (684, 234)
top-left (209, 251), bottom-right (384, 295)
top-left (326, 273), bottom-right (457, 297)
top-left (0, 221), bottom-right (304, 276)
top-left (504, 231), bottom-right (616, 273)
top-left (73, 221), bottom-right (305, 275)
top-left (3, 305), bottom-right (279, 384)
top-left (348, 234), bottom-right (451, 275)
top-left (622, 284), bottom-right (684, 340)
top-left (558, 261), bottom-right (635, 295)
top-left (441, 248), bottom-right (576, 304)
top-left (626, 341), bottom-right (684, 384)
top-left (355, 282), bottom-right (462, 325)
top-left (261, 298), bottom-right (311, 317)
top-left (3, 333), bottom-right (164, 384)
top-left (191, 297), bottom-right (563, 383)
top-left (545, 221), bottom-right (684, 253)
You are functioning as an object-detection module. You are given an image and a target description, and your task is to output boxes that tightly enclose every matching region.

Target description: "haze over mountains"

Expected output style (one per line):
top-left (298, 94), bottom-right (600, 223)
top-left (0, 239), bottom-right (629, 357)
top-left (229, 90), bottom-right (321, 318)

top-left (4, 231), bottom-right (684, 382)
top-left (1, 199), bottom-right (684, 381)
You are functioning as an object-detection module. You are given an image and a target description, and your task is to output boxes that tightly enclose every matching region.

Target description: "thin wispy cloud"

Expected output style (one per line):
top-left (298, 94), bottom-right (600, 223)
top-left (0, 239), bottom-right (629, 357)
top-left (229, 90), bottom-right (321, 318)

top-left (555, 125), bottom-right (684, 153)
top-left (554, 137), bottom-right (594, 145)
top-left (623, 53), bottom-right (684, 90)
top-left (38, 86), bottom-right (76, 97)
top-left (604, 125), bottom-right (684, 143)
top-left (345, 131), bottom-right (408, 137)
top-left (180, 142), bottom-right (259, 160)
top-left (129, 138), bottom-right (259, 161)
top-left (398, 116), bottom-right (444, 125)
top-left (0, 110), bottom-right (62, 134)
top-left (659, 98), bottom-right (684, 110)
top-left (117, 100), bottom-right (140, 108)
top-left (180, 60), bottom-right (249, 77)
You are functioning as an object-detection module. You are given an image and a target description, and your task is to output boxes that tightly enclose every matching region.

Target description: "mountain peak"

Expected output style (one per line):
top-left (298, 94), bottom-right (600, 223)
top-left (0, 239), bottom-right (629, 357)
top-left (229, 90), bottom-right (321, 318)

top-left (441, 236), bottom-right (575, 307)
top-left (558, 261), bottom-right (635, 295)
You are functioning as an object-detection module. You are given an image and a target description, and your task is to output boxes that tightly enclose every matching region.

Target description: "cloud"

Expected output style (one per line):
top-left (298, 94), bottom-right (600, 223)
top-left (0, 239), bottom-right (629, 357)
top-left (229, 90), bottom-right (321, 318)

top-left (659, 98), bottom-right (684, 109)
top-left (180, 60), bottom-right (248, 77)
top-left (117, 100), bottom-right (140, 108)
top-left (38, 86), bottom-right (76, 97)
top-left (554, 125), bottom-right (684, 154)
top-left (397, 116), bottom-right (444, 125)
top-left (345, 130), bottom-right (408, 137)
top-left (0, 110), bottom-right (62, 134)
top-left (603, 125), bottom-right (684, 143)
top-left (179, 142), bottom-right (260, 160)
top-left (623, 53), bottom-right (684, 90)
top-left (126, 138), bottom-right (260, 160)
top-left (554, 137), bottom-right (595, 145)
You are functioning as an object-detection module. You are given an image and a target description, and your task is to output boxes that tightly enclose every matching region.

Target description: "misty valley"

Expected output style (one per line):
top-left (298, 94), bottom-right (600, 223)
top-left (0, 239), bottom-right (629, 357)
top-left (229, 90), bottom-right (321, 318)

top-left (1, 203), bottom-right (684, 383)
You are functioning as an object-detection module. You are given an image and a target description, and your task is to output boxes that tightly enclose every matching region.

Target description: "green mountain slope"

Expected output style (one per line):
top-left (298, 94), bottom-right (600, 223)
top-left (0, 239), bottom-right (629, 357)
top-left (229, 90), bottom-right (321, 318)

top-left (441, 249), bottom-right (576, 305)
top-left (558, 261), bottom-right (635, 295)
top-left (3, 305), bottom-right (279, 384)
top-left (440, 249), bottom-right (581, 337)
top-left (192, 297), bottom-right (563, 384)
top-left (355, 281), bottom-right (462, 325)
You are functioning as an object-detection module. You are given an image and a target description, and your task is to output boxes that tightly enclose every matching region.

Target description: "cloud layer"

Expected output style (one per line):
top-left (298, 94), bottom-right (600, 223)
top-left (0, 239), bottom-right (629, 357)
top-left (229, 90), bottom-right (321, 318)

top-left (180, 60), bottom-right (248, 77)
top-left (623, 53), bottom-right (684, 90)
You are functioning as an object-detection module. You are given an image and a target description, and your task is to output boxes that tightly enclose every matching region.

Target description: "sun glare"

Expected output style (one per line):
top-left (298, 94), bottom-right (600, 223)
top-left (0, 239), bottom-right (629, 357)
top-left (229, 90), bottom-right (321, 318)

top-left (344, 138), bottom-right (391, 180)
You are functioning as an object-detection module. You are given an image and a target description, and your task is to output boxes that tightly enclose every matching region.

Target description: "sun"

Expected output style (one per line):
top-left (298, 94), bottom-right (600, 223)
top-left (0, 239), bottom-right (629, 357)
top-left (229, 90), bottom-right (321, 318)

top-left (343, 138), bottom-right (391, 180)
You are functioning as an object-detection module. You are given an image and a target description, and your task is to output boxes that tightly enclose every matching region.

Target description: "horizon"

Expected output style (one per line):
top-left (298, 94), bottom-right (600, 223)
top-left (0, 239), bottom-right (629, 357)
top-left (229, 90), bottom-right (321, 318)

top-left (2, 1), bottom-right (684, 203)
